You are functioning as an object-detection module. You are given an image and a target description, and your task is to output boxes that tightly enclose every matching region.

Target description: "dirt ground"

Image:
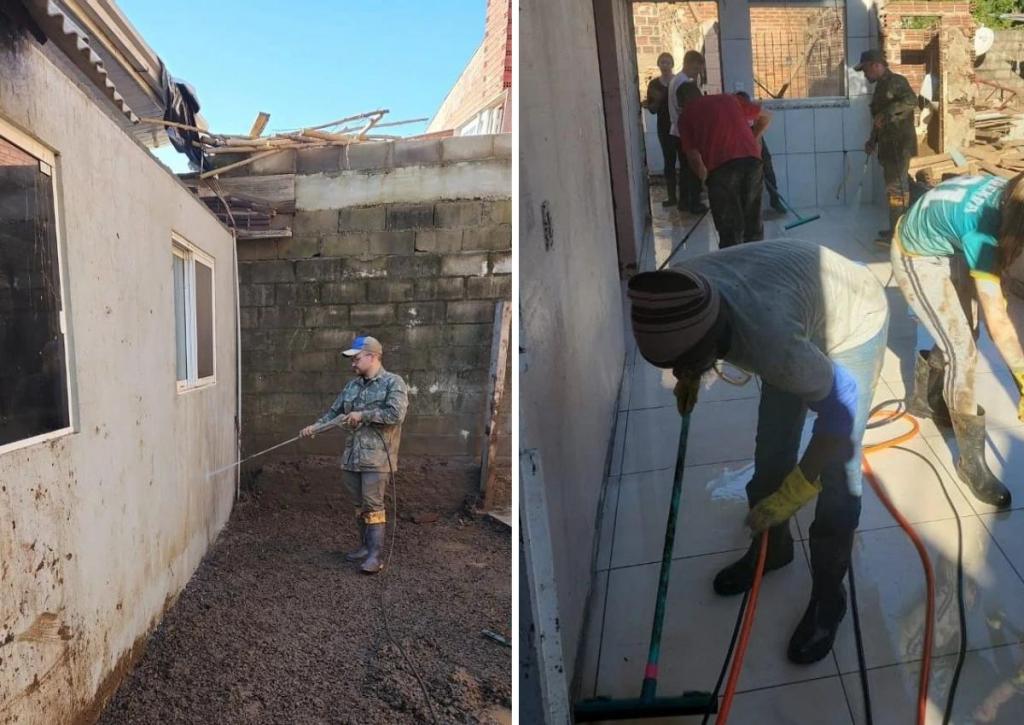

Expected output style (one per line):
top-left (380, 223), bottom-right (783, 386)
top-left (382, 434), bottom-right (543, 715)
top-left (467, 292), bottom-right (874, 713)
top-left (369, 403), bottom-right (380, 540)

top-left (98, 456), bottom-right (512, 724)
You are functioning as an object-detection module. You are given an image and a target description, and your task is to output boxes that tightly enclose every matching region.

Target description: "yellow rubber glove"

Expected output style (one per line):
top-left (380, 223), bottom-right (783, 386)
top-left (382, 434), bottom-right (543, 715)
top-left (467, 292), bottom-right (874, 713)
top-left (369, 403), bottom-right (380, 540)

top-left (746, 467), bottom-right (822, 533)
top-left (1013, 369), bottom-right (1024, 423)
top-left (673, 375), bottom-right (701, 416)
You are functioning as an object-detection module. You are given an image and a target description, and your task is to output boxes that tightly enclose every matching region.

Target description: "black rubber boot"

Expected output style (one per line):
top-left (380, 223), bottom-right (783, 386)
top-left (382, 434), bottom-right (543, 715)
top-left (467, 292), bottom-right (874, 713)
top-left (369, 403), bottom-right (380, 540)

top-left (360, 523), bottom-right (385, 574)
top-left (906, 350), bottom-right (952, 428)
top-left (787, 528), bottom-right (853, 664)
top-left (713, 522), bottom-right (794, 596)
top-left (951, 407), bottom-right (1011, 509)
top-left (344, 520), bottom-right (368, 562)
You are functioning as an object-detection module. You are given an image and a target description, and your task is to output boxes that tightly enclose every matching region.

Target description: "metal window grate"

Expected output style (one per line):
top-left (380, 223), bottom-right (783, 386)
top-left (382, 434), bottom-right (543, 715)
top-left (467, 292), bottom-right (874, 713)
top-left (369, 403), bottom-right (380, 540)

top-left (750, 4), bottom-right (846, 100)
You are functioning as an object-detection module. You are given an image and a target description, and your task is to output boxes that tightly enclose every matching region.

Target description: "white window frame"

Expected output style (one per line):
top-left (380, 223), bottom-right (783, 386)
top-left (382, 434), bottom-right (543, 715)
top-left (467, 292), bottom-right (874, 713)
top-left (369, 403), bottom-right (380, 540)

top-left (172, 233), bottom-right (216, 392)
top-left (0, 118), bottom-right (77, 458)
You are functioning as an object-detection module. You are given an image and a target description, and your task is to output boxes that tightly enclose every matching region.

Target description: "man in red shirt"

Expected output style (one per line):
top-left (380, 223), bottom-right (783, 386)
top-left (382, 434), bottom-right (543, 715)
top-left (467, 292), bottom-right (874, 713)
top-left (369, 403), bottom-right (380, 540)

top-left (677, 85), bottom-right (772, 247)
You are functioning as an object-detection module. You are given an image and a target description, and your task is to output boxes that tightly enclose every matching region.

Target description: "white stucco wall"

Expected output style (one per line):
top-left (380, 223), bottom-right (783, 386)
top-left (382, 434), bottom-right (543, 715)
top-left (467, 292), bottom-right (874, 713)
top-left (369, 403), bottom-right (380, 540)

top-left (521, 0), bottom-right (626, 695)
top-left (0, 40), bottom-right (237, 724)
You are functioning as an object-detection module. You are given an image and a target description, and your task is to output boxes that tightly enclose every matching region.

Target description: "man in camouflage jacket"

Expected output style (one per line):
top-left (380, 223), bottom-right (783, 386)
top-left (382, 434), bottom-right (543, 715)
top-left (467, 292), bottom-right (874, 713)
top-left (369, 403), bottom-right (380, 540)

top-left (857, 49), bottom-right (917, 244)
top-left (301, 335), bottom-right (409, 574)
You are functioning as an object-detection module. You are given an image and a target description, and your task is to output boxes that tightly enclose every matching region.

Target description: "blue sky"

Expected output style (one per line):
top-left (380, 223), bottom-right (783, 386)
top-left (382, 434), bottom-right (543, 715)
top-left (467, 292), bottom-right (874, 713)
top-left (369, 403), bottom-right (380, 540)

top-left (119, 1), bottom-right (486, 171)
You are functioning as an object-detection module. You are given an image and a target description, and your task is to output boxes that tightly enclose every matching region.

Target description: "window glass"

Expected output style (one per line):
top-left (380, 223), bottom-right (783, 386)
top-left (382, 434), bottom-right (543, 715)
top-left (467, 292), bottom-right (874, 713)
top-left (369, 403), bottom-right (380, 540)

top-left (195, 260), bottom-right (214, 379)
top-left (0, 136), bottom-right (70, 446)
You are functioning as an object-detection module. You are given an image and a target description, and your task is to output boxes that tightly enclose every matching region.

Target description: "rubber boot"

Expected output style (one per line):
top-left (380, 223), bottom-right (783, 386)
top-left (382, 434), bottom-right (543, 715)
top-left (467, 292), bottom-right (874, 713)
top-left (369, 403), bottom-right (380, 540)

top-left (713, 522), bottom-right (794, 596)
top-left (788, 528), bottom-right (853, 664)
top-left (951, 407), bottom-right (1011, 508)
top-left (344, 520), bottom-right (368, 562)
top-left (360, 523), bottom-right (385, 574)
top-left (906, 350), bottom-right (952, 428)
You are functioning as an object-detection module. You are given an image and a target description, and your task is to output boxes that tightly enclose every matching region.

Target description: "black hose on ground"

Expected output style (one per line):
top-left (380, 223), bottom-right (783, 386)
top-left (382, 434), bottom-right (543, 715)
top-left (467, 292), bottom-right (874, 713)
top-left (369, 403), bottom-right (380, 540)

top-left (374, 428), bottom-right (441, 724)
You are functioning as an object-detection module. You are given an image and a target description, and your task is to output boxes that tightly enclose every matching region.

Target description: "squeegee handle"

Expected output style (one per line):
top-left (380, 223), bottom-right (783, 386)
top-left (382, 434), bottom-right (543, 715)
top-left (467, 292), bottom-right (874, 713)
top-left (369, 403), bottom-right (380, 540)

top-left (763, 180), bottom-right (797, 217)
top-left (640, 414), bottom-right (691, 701)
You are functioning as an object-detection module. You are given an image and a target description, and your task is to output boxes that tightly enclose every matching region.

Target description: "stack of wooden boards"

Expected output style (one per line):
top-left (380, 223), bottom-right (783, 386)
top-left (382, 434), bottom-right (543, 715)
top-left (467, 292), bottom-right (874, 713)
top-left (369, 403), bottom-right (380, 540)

top-left (909, 140), bottom-right (1024, 183)
top-left (975, 111), bottom-right (1017, 144)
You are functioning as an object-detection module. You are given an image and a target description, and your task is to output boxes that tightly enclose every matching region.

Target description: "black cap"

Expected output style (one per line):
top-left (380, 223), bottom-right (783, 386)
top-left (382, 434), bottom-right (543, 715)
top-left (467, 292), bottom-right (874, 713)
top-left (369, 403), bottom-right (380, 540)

top-left (854, 49), bottom-right (886, 71)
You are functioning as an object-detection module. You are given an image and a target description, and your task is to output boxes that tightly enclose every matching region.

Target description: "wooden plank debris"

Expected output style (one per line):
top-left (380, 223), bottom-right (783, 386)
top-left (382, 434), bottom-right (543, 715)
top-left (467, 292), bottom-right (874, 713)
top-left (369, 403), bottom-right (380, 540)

top-left (248, 111), bottom-right (270, 138)
top-left (479, 300), bottom-right (512, 513)
top-left (910, 139), bottom-right (1024, 183)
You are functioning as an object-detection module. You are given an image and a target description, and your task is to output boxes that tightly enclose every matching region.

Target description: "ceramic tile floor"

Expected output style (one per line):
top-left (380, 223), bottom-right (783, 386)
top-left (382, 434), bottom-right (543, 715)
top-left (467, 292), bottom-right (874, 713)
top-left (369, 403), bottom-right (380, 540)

top-left (579, 190), bottom-right (1024, 723)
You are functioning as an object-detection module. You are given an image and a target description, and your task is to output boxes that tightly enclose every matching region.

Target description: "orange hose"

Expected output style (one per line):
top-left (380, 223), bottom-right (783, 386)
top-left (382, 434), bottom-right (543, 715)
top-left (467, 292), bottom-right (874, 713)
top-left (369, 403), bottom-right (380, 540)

top-left (716, 407), bottom-right (935, 725)
top-left (862, 410), bottom-right (933, 725)
top-left (715, 531), bottom-right (767, 725)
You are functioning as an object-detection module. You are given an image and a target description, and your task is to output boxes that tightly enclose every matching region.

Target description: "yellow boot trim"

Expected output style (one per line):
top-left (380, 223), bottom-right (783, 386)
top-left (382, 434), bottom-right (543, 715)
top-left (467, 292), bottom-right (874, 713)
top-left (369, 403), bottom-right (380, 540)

top-left (363, 510), bottom-right (386, 525)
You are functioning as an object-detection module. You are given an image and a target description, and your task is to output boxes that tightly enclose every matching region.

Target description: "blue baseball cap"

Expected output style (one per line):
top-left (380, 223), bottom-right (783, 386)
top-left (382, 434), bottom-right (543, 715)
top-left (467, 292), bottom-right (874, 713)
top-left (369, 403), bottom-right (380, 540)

top-left (342, 336), bottom-right (383, 357)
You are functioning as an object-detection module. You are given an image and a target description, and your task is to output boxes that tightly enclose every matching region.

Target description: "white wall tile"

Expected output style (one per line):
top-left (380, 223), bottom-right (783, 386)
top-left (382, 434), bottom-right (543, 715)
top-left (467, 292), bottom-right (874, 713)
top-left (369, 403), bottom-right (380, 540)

top-left (721, 38), bottom-right (754, 94)
top-left (841, 149), bottom-right (873, 205)
top-left (814, 107), bottom-right (845, 152)
top-left (843, 96), bottom-right (872, 150)
top-left (767, 151), bottom-right (789, 202)
top-left (785, 108), bottom-right (815, 154)
top-left (763, 108), bottom-right (786, 152)
top-left (786, 153), bottom-right (817, 208)
top-left (815, 151), bottom-right (846, 207)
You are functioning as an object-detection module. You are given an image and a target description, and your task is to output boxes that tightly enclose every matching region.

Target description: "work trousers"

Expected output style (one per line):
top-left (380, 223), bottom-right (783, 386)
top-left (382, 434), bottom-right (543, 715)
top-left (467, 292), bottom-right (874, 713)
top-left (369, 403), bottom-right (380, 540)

top-left (658, 131), bottom-right (679, 202)
top-left (706, 157), bottom-right (764, 248)
top-left (891, 235), bottom-right (979, 416)
top-left (880, 153), bottom-right (911, 233)
top-left (342, 469), bottom-right (387, 524)
top-left (660, 132), bottom-right (702, 209)
top-left (746, 323), bottom-right (888, 538)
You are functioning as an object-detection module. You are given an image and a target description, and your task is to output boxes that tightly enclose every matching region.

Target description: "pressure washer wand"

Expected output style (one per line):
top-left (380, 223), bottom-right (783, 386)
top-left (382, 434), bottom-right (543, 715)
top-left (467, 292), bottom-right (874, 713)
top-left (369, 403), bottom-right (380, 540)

top-left (206, 418), bottom-right (344, 477)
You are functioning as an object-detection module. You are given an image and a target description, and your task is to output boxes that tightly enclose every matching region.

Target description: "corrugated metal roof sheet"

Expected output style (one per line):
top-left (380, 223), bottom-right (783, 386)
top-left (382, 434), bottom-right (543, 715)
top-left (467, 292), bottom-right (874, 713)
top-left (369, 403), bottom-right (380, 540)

top-left (21, 0), bottom-right (139, 123)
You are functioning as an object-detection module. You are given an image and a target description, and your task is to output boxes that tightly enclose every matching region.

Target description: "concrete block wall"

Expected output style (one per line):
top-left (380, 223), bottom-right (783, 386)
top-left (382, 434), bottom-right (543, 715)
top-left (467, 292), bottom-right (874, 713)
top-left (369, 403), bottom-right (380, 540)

top-left (977, 29), bottom-right (1024, 109)
top-left (235, 134), bottom-right (512, 464)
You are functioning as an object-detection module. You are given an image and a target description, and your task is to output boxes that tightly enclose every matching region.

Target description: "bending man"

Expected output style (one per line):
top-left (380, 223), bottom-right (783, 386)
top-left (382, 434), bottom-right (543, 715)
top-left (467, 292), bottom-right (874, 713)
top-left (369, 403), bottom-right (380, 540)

top-left (301, 335), bottom-right (409, 574)
top-left (892, 173), bottom-right (1024, 508)
top-left (677, 85), bottom-right (771, 247)
top-left (627, 240), bottom-right (888, 664)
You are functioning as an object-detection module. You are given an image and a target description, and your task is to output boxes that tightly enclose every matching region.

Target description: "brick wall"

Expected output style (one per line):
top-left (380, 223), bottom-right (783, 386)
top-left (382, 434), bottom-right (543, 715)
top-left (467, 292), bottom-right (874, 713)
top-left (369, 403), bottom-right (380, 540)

top-left (749, 4), bottom-right (847, 99)
top-left (427, 0), bottom-right (512, 133)
top-left (235, 134), bottom-right (512, 470)
top-left (632, 1), bottom-right (720, 91)
top-left (881, 1), bottom-right (974, 93)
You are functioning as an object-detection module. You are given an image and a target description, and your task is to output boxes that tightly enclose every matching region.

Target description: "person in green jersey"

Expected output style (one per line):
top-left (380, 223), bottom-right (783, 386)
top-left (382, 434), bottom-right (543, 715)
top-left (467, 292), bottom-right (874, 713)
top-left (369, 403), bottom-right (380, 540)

top-left (891, 173), bottom-right (1024, 508)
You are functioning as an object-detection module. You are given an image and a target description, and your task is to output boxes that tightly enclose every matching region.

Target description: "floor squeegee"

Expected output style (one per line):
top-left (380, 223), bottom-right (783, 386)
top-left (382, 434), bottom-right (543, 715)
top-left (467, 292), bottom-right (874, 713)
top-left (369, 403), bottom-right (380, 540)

top-left (573, 415), bottom-right (717, 721)
top-left (765, 180), bottom-right (821, 230)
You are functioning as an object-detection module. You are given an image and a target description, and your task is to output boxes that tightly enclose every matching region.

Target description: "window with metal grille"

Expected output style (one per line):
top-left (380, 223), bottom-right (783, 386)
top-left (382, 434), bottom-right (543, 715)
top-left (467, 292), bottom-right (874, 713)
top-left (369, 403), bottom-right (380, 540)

top-left (0, 123), bottom-right (72, 450)
top-left (749, 0), bottom-right (847, 101)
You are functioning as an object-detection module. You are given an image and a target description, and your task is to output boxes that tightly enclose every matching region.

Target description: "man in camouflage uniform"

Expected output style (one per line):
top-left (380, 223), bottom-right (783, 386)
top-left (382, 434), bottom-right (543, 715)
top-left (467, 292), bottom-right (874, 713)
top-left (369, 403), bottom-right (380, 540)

top-left (301, 336), bottom-right (409, 574)
top-left (856, 49), bottom-right (917, 245)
